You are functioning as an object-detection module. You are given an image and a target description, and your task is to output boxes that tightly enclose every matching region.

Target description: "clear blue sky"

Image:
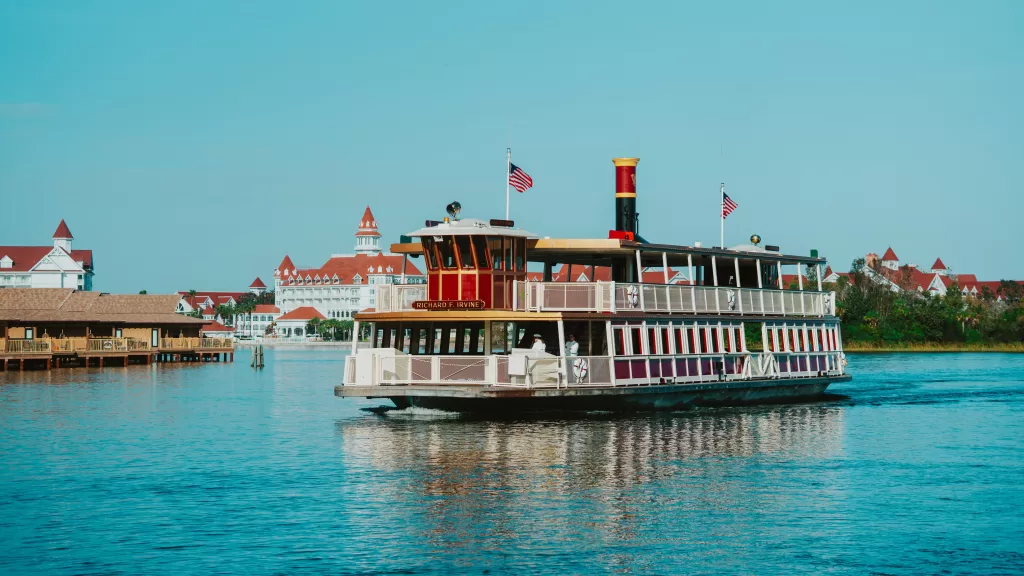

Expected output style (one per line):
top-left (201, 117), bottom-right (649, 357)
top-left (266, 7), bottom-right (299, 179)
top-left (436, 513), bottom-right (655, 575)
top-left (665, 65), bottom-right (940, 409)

top-left (2, 0), bottom-right (1021, 293)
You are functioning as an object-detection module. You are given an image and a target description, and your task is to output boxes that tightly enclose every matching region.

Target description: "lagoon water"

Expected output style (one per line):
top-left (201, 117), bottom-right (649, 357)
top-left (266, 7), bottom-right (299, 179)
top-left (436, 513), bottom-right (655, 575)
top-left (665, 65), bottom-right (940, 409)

top-left (1, 351), bottom-right (1022, 575)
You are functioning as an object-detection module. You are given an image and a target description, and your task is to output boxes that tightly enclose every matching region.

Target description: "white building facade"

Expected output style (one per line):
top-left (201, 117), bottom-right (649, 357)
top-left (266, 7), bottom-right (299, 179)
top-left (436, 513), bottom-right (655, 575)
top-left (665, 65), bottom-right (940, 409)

top-left (0, 220), bottom-right (94, 290)
top-left (274, 207), bottom-right (424, 319)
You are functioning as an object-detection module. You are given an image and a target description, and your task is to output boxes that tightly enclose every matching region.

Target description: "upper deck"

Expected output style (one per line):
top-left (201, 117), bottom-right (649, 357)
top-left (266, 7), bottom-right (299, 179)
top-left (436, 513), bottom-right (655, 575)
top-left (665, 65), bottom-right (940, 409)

top-left (366, 234), bottom-right (834, 320)
top-left (359, 157), bottom-right (834, 323)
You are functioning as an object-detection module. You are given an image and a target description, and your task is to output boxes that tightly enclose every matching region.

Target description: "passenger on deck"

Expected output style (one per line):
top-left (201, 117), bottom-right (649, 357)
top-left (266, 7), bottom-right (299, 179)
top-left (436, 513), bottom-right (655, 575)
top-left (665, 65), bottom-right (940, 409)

top-left (531, 334), bottom-right (547, 352)
top-left (565, 334), bottom-right (579, 356)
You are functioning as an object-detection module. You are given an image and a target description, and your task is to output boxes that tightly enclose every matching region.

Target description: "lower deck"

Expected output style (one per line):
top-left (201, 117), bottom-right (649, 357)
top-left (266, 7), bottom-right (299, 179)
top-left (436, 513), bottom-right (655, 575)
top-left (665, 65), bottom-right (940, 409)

top-left (337, 374), bottom-right (850, 412)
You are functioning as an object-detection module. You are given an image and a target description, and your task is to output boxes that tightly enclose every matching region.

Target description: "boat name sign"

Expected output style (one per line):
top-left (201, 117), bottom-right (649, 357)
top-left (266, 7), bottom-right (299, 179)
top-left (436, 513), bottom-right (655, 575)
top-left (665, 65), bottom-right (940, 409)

top-left (411, 300), bottom-right (485, 311)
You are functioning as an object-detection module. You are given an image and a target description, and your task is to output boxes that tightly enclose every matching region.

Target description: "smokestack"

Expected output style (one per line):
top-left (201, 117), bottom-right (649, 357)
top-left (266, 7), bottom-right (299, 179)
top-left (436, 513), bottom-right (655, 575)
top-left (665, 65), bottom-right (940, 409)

top-left (613, 157), bottom-right (639, 234)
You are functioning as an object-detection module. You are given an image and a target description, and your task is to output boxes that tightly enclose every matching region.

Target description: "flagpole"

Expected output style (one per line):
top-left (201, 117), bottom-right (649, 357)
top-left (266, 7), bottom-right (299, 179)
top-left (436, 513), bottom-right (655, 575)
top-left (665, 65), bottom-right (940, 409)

top-left (506, 148), bottom-right (511, 220)
top-left (720, 182), bottom-right (725, 248)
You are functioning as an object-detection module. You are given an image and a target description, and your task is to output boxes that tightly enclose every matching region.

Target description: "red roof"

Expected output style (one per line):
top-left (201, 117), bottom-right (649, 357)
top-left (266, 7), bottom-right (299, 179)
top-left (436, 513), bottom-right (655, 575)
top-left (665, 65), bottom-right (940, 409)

top-left (249, 277), bottom-right (266, 288)
top-left (52, 219), bottom-right (73, 239)
top-left (253, 304), bottom-right (280, 314)
top-left (956, 274), bottom-right (978, 284)
top-left (881, 247), bottom-right (899, 261)
top-left (355, 206), bottom-right (381, 237)
top-left (290, 253), bottom-right (422, 285)
top-left (931, 258), bottom-right (947, 270)
top-left (200, 321), bottom-right (233, 333)
top-left (0, 246), bottom-right (93, 272)
top-left (276, 255), bottom-right (297, 277)
top-left (277, 306), bottom-right (326, 322)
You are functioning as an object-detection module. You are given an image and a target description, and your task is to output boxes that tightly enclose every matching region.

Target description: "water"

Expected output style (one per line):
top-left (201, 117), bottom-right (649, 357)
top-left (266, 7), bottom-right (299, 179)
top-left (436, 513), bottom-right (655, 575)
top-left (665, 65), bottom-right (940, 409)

top-left (1, 351), bottom-right (1022, 575)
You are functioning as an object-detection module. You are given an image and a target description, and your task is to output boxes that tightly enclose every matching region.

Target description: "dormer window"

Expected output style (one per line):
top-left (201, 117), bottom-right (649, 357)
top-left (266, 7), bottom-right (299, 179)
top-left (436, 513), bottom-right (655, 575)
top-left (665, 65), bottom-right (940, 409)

top-left (353, 274), bottom-right (362, 285)
top-left (0, 256), bottom-right (12, 269)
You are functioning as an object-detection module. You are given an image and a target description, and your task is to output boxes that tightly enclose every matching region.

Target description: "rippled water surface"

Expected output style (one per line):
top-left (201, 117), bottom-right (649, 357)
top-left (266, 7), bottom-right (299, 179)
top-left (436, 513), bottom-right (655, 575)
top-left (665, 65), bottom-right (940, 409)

top-left (1, 350), bottom-right (1022, 575)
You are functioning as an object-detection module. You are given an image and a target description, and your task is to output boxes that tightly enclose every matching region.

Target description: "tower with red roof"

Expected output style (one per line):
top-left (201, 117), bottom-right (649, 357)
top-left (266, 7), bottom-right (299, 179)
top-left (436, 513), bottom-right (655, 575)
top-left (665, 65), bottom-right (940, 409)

top-left (53, 219), bottom-right (73, 253)
top-left (354, 206), bottom-right (382, 255)
top-left (249, 277), bottom-right (267, 295)
top-left (930, 258), bottom-right (949, 276)
top-left (881, 247), bottom-right (899, 271)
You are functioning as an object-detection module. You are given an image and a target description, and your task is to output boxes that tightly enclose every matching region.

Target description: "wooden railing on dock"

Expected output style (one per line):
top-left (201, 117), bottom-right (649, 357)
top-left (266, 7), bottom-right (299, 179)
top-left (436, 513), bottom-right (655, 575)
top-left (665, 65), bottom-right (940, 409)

top-left (159, 337), bottom-right (234, 350)
top-left (3, 339), bottom-right (52, 354)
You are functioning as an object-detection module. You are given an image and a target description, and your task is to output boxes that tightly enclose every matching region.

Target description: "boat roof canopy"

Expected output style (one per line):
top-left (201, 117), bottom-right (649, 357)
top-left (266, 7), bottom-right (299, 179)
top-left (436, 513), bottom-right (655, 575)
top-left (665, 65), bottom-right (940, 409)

top-left (391, 236), bottom-right (826, 266)
top-left (405, 218), bottom-right (538, 239)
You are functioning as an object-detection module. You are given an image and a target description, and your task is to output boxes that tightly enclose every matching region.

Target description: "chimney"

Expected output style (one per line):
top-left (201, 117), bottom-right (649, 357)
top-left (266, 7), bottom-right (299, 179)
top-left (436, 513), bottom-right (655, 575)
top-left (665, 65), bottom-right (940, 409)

top-left (613, 158), bottom-right (639, 236)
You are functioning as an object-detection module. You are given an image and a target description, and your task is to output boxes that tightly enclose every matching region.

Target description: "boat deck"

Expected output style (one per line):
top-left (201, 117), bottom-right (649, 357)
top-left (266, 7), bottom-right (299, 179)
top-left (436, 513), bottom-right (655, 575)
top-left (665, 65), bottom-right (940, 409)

top-left (336, 374), bottom-right (851, 412)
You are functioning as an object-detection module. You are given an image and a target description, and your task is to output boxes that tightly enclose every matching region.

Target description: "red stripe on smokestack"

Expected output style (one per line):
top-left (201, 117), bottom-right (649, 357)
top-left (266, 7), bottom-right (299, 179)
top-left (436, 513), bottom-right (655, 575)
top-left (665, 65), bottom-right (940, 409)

top-left (613, 157), bottom-right (639, 197)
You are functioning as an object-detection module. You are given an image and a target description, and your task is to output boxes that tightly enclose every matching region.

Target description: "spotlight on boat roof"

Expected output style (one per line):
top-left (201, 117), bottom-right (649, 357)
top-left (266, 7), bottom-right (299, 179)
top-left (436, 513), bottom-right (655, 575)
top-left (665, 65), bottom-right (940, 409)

top-left (446, 201), bottom-right (462, 220)
top-left (750, 234), bottom-right (761, 246)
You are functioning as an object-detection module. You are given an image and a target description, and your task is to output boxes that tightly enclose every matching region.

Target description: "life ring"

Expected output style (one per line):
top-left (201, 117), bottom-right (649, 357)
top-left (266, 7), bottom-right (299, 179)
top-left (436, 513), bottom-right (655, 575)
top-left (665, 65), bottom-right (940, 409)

top-left (572, 358), bottom-right (589, 383)
top-left (625, 285), bottom-right (640, 308)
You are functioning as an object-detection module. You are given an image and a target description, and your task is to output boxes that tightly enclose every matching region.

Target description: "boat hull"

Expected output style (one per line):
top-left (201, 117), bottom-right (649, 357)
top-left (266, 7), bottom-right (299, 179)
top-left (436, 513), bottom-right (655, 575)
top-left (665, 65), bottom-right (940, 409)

top-left (336, 375), bottom-right (851, 413)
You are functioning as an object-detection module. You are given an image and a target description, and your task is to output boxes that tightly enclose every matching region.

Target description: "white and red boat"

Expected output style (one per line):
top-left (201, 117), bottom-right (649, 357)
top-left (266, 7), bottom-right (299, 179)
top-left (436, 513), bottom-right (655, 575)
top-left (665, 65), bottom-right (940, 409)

top-left (336, 157), bottom-right (850, 412)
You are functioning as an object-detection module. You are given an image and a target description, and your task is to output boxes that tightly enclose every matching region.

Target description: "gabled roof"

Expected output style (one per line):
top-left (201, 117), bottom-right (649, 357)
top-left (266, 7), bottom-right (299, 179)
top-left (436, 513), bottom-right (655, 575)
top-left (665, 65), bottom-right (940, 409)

top-left (53, 219), bottom-right (73, 239)
top-left (277, 306), bottom-right (326, 322)
top-left (931, 258), bottom-right (947, 270)
top-left (250, 277), bottom-right (266, 288)
top-left (289, 252), bottom-right (422, 286)
top-left (956, 274), bottom-right (978, 284)
top-left (881, 247), bottom-right (899, 261)
top-left (0, 246), bottom-right (93, 273)
top-left (252, 304), bottom-right (280, 314)
top-left (200, 321), bottom-right (233, 333)
top-left (0, 289), bottom-right (203, 324)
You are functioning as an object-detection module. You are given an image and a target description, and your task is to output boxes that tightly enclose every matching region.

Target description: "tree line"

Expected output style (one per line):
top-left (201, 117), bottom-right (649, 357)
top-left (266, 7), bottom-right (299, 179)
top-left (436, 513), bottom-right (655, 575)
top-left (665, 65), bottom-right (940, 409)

top-left (828, 259), bottom-right (1024, 344)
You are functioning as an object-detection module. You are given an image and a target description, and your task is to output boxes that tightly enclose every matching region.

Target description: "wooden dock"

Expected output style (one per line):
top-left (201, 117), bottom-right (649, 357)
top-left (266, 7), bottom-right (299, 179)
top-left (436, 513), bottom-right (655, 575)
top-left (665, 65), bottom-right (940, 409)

top-left (0, 337), bottom-right (234, 371)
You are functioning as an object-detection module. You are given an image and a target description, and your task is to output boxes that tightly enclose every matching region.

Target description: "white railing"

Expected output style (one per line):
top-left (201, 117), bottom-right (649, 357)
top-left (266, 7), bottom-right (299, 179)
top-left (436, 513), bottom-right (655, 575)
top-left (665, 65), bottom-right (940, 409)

top-left (517, 281), bottom-right (834, 317)
top-left (344, 350), bottom-right (845, 389)
top-left (376, 284), bottom-right (428, 312)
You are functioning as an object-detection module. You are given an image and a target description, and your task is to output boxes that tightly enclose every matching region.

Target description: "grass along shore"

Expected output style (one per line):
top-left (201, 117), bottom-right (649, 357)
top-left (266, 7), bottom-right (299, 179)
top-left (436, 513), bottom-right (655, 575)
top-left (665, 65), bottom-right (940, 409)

top-left (844, 341), bottom-right (1024, 353)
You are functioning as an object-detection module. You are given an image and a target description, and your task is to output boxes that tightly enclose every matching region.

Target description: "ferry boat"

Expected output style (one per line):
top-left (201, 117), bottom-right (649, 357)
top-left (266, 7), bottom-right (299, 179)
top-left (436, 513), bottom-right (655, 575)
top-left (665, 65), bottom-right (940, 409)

top-left (336, 157), bottom-right (851, 412)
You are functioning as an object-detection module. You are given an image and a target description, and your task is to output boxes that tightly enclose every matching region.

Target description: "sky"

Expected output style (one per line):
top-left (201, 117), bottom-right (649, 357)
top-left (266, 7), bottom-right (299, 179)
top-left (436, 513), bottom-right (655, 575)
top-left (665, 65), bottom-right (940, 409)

top-left (1, 0), bottom-right (1022, 293)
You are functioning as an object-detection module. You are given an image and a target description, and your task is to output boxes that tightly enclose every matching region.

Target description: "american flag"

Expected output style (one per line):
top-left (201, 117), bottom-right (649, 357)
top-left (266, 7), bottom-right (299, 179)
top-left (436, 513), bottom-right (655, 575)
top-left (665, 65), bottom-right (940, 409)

top-left (509, 163), bottom-right (533, 193)
top-left (722, 193), bottom-right (738, 218)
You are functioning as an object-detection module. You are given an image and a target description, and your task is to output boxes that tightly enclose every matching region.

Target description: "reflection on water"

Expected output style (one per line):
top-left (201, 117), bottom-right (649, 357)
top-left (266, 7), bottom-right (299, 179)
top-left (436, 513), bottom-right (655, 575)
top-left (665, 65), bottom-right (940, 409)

top-left (337, 407), bottom-right (847, 567)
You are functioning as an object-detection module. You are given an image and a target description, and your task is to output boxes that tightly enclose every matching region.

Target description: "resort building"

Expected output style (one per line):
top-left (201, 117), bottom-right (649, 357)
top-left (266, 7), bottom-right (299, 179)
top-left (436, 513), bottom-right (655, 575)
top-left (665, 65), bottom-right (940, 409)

top-left (274, 207), bottom-right (425, 323)
top-left (823, 247), bottom-right (1023, 300)
top-left (0, 288), bottom-right (233, 370)
top-left (0, 220), bottom-right (94, 290)
top-left (234, 304), bottom-right (280, 340)
top-left (274, 306), bottom-right (325, 339)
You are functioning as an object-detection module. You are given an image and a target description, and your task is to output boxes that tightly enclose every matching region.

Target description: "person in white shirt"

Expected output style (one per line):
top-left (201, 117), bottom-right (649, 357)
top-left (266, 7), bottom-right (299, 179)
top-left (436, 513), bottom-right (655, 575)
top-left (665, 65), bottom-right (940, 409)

top-left (531, 334), bottom-right (547, 352)
top-left (565, 333), bottom-right (579, 356)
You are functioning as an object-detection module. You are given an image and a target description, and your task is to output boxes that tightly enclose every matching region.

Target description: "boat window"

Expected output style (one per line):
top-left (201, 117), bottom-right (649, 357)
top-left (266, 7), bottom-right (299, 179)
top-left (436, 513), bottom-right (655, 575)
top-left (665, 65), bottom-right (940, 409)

top-left (471, 236), bottom-right (490, 270)
top-left (437, 237), bottom-right (458, 270)
top-left (489, 237), bottom-right (504, 270)
top-left (613, 327), bottom-right (626, 356)
top-left (661, 327), bottom-right (671, 355)
top-left (629, 327), bottom-right (643, 355)
top-left (514, 238), bottom-right (526, 272)
top-left (710, 328), bottom-right (721, 353)
top-left (674, 327), bottom-right (686, 354)
top-left (723, 328), bottom-right (733, 353)
top-left (646, 327), bottom-right (658, 355)
top-left (455, 236), bottom-right (476, 269)
top-left (422, 238), bottom-right (439, 271)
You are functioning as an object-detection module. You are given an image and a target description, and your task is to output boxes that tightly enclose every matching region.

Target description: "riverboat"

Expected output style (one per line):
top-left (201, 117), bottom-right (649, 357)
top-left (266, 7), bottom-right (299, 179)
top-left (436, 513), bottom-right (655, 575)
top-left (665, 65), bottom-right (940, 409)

top-left (336, 157), bottom-right (851, 412)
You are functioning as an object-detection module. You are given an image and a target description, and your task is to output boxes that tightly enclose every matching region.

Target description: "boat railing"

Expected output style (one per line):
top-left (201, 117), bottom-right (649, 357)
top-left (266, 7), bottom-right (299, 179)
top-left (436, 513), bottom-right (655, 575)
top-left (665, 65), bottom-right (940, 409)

top-left (345, 350), bottom-right (846, 389)
top-left (516, 281), bottom-right (835, 317)
top-left (376, 284), bottom-right (428, 313)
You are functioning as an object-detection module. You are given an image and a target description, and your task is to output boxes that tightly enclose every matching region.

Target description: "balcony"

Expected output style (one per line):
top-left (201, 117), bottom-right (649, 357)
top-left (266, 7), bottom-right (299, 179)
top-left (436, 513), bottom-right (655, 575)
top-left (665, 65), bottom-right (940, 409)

top-left (159, 337), bottom-right (234, 351)
top-left (373, 281), bottom-right (835, 317)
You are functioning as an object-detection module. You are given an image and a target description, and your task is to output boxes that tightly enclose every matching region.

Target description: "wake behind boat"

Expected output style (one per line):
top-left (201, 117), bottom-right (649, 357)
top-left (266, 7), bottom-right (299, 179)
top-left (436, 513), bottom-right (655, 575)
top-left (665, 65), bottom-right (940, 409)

top-left (336, 157), bottom-right (851, 412)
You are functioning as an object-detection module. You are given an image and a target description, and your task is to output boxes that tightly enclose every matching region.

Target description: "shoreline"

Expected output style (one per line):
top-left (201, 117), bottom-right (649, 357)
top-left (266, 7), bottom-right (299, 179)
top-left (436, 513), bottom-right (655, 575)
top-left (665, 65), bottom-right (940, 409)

top-left (844, 343), bottom-right (1024, 353)
top-left (233, 340), bottom-right (357, 349)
